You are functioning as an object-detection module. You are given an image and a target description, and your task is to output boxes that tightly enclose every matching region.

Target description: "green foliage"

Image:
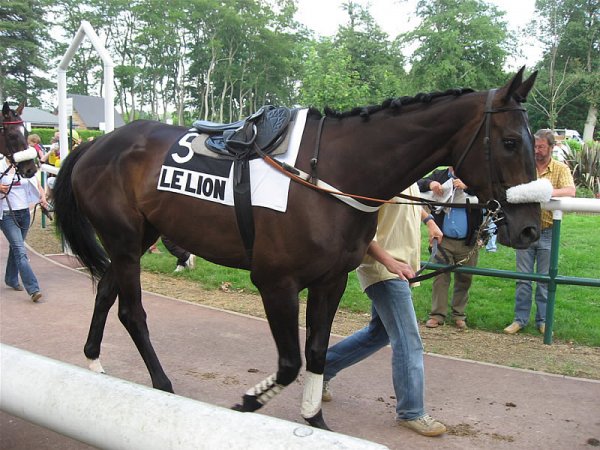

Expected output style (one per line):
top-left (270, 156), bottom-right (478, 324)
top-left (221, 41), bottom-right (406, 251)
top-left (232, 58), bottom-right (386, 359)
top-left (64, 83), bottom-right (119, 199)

top-left (566, 141), bottom-right (600, 195)
top-left (0, 0), bottom-right (54, 104)
top-left (141, 214), bottom-right (600, 347)
top-left (30, 128), bottom-right (103, 144)
top-left (30, 128), bottom-right (57, 145)
top-left (566, 138), bottom-right (582, 152)
top-left (297, 3), bottom-right (408, 111)
top-left (401, 0), bottom-right (511, 91)
top-left (297, 39), bottom-right (372, 111)
top-left (75, 129), bottom-right (104, 141)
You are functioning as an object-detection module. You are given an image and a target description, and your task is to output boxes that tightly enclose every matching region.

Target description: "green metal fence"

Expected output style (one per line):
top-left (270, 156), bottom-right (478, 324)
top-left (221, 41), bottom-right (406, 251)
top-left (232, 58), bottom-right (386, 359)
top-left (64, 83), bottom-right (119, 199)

top-left (424, 197), bottom-right (600, 344)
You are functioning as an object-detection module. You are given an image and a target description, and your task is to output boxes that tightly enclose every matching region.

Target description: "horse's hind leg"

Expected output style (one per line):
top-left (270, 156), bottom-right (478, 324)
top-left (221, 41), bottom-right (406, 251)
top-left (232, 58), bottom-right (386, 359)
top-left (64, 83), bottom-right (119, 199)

top-left (112, 253), bottom-right (174, 392)
top-left (84, 264), bottom-right (118, 373)
top-left (84, 231), bottom-right (160, 374)
top-left (232, 284), bottom-right (302, 413)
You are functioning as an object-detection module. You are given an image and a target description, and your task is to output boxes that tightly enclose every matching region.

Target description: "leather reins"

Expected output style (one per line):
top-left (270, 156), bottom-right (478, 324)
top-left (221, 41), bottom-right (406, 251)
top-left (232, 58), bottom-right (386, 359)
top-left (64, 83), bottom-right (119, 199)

top-left (254, 89), bottom-right (526, 213)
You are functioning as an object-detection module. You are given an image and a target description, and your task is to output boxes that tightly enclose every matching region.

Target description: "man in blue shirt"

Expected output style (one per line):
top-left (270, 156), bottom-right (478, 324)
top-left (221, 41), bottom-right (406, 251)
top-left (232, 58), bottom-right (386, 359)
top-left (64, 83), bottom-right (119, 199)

top-left (418, 167), bottom-right (482, 330)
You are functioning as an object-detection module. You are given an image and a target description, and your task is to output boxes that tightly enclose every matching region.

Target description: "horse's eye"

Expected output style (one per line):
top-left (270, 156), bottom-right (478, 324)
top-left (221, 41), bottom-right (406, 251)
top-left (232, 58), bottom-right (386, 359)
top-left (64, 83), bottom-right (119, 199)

top-left (503, 138), bottom-right (517, 149)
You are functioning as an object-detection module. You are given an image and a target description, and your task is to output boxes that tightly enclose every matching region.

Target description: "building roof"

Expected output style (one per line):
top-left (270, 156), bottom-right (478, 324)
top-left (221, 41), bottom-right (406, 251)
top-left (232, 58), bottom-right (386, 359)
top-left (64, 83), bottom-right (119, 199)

top-left (21, 107), bottom-right (60, 128)
top-left (68, 94), bottom-right (126, 129)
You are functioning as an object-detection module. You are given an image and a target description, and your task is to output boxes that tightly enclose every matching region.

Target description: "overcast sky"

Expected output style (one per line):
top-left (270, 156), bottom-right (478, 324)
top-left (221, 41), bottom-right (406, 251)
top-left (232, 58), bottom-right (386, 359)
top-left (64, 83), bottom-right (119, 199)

top-left (294, 0), bottom-right (542, 70)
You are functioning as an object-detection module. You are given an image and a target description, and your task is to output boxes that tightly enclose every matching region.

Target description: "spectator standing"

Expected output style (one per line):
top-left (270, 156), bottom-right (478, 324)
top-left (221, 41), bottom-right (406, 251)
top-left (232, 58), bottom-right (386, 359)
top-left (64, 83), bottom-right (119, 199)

top-left (41, 132), bottom-right (60, 167)
top-left (27, 134), bottom-right (46, 163)
top-left (418, 167), bottom-right (482, 330)
top-left (504, 129), bottom-right (576, 335)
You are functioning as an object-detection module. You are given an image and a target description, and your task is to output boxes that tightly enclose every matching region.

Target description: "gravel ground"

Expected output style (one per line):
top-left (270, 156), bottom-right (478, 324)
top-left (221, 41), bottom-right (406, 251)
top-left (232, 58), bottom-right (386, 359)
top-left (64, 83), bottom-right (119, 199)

top-left (25, 223), bottom-right (600, 380)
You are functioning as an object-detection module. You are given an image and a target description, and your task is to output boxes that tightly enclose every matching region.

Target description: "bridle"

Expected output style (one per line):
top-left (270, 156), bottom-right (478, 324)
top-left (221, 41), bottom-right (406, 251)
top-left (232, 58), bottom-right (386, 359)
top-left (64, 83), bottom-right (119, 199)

top-left (1, 113), bottom-right (35, 177)
top-left (452, 88), bottom-right (530, 205)
top-left (1, 114), bottom-right (42, 229)
top-left (1, 117), bottom-right (26, 157)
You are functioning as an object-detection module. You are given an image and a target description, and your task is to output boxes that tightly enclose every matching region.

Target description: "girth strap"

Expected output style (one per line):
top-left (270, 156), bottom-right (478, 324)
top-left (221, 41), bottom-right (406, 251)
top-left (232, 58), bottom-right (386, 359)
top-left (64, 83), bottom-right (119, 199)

top-left (233, 153), bottom-right (255, 262)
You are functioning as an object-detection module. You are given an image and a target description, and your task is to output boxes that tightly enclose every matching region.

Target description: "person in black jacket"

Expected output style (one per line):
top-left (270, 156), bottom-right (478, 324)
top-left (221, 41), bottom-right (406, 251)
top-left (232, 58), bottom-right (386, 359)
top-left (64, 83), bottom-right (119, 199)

top-left (418, 167), bottom-right (482, 330)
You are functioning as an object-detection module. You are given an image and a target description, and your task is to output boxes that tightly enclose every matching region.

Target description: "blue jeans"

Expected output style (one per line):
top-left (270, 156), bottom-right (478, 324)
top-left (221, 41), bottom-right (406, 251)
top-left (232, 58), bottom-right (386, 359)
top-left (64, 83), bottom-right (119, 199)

top-left (324, 279), bottom-right (425, 420)
top-left (514, 228), bottom-right (552, 327)
top-left (0, 208), bottom-right (40, 295)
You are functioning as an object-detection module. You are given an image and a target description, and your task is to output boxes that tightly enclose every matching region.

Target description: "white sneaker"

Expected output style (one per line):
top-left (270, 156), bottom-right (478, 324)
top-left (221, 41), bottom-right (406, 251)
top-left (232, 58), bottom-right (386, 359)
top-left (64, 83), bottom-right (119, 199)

top-left (186, 254), bottom-right (196, 269)
top-left (174, 265), bottom-right (186, 273)
top-left (398, 414), bottom-right (447, 437)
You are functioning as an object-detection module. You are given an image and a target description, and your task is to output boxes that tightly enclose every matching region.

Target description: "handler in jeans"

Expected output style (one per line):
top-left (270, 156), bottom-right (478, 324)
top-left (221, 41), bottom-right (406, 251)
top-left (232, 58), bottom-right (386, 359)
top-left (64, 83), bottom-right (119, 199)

top-left (322, 183), bottom-right (447, 437)
top-left (0, 156), bottom-right (48, 302)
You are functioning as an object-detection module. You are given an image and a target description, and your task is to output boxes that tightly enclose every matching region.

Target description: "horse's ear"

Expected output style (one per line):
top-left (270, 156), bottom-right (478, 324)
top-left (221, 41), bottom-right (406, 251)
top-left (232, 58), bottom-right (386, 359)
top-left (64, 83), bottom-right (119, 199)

top-left (16, 101), bottom-right (26, 115)
top-left (514, 71), bottom-right (538, 103)
top-left (2, 102), bottom-right (9, 117)
top-left (498, 66), bottom-right (526, 104)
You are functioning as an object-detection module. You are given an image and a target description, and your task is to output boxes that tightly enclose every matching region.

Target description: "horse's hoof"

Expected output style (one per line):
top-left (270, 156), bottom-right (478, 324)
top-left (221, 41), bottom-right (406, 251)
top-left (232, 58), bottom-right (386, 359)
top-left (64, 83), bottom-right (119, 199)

top-left (87, 358), bottom-right (105, 374)
top-left (231, 394), bottom-right (262, 412)
top-left (304, 410), bottom-right (331, 431)
top-left (162, 384), bottom-right (175, 394)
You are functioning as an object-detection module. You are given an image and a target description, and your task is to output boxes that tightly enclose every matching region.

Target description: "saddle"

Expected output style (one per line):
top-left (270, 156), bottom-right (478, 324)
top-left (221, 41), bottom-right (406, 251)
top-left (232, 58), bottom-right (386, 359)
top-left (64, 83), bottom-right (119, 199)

top-left (191, 106), bottom-right (294, 262)
top-left (193, 106), bottom-right (292, 158)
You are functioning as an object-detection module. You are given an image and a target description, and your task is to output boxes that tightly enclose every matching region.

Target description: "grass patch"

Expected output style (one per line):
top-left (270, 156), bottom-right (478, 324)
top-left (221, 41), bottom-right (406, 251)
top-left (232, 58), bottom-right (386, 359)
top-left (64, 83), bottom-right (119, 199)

top-left (141, 213), bottom-right (600, 346)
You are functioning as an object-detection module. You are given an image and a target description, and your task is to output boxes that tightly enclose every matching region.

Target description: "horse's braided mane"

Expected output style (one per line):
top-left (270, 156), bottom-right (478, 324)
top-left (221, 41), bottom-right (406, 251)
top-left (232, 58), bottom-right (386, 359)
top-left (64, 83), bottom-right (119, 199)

top-left (307, 87), bottom-right (475, 119)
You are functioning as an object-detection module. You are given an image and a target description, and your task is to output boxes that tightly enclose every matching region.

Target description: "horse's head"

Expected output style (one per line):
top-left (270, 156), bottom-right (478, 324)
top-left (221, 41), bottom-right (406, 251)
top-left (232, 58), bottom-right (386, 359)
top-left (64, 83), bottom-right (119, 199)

top-left (452, 67), bottom-right (543, 249)
top-left (2, 101), bottom-right (37, 178)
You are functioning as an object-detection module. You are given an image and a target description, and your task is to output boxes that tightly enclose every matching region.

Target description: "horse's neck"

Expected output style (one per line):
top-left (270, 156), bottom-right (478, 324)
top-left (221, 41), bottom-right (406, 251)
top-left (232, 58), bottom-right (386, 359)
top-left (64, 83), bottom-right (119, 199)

top-left (319, 114), bottom-right (454, 199)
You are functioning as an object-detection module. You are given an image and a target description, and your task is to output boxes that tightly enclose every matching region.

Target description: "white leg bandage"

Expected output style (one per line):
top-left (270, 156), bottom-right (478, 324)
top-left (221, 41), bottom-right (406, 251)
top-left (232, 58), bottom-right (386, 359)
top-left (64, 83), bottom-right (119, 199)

top-left (245, 373), bottom-right (284, 405)
top-left (506, 179), bottom-right (553, 203)
top-left (301, 371), bottom-right (323, 419)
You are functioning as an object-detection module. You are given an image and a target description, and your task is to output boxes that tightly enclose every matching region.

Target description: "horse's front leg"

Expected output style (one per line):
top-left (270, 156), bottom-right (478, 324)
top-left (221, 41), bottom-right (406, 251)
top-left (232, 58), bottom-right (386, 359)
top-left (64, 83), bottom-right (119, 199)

top-left (232, 283), bottom-right (302, 412)
top-left (84, 264), bottom-right (118, 373)
top-left (302, 275), bottom-right (348, 430)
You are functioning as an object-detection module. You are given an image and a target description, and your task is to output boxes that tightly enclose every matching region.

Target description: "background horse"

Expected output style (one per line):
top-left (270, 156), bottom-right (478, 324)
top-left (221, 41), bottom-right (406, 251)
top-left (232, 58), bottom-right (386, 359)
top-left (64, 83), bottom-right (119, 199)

top-left (1, 102), bottom-right (37, 178)
top-left (54, 67), bottom-right (539, 429)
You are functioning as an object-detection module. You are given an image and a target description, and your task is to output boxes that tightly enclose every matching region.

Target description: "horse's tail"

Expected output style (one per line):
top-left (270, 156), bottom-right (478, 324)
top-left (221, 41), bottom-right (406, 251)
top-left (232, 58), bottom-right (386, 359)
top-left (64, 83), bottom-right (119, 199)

top-left (53, 141), bottom-right (110, 281)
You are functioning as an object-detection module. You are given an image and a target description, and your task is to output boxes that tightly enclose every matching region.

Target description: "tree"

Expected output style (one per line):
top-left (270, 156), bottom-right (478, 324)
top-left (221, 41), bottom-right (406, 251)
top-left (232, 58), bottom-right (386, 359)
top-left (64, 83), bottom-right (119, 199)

top-left (529, 0), bottom-right (599, 139)
top-left (400, 0), bottom-right (511, 92)
top-left (334, 2), bottom-right (406, 101)
top-left (297, 39), bottom-right (371, 111)
top-left (298, 2), bottom-right (407, 111)
top-left (48, 0), bottom-right (107, 97)
top-left (186, 0), bottom-right (302, 122)
top-left (0, 0), bottom-right (53, 105)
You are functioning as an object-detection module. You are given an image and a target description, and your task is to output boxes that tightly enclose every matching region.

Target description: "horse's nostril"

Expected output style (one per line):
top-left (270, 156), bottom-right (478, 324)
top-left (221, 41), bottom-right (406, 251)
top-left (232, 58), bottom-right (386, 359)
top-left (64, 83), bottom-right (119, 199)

top-left (521, 226), bottom-right (539, 242)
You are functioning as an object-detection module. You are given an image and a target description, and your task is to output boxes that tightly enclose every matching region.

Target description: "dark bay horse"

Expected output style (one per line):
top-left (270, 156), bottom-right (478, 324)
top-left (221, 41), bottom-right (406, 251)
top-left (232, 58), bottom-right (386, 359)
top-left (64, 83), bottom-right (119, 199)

top-left (1, 102), bottom-right (38, 178)
top-left (54, 67), bottom-right (539, 429)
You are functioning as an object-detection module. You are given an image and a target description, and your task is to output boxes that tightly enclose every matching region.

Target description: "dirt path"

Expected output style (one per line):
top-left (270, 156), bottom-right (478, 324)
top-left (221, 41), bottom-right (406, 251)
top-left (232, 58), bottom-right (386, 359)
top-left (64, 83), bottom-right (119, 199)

top-left (27, 224), bottom-right (600, 381)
